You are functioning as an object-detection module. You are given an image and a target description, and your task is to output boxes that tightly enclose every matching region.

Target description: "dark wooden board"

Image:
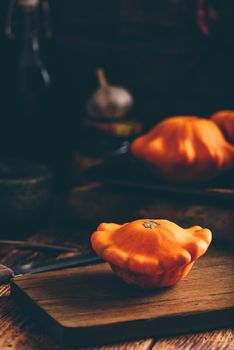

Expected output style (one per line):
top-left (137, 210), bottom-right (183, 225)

top-left (12, 246), bottom-right (234, 347)
top-left (84, 153), bottom-right (234, 203)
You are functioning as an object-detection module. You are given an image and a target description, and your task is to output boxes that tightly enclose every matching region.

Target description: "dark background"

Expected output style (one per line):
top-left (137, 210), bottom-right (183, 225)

top-left (1, 0), bottom-right (234, 160)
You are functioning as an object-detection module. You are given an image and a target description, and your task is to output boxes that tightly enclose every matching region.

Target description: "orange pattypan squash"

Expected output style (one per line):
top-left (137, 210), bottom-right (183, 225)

top-left (91, 219), bottom-right (212, 289)
top-left (211, 110), bottom-right (234, 144)
top-left (131, 116), bottom-right (234, 182)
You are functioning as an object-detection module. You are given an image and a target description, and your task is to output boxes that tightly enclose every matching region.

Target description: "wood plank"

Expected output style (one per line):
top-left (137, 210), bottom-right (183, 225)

top-left (0, 296), bottom-right (63, 350)
top-left (81, 339), bottom-right (154, 350)
top-left (12, 247), bottom-right (234, 347)
top-left (152, 329), bottom-right (234, 350)
top-left (1, 283), bottom-right (234, 350)
top-left (0, 289), bottom-right (153, 350)
top-left (8, 287), bottom-right (232, 350)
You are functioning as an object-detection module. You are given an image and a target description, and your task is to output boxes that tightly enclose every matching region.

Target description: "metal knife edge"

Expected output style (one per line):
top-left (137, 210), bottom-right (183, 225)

top-left (11, 252), bottom-right (103, 276)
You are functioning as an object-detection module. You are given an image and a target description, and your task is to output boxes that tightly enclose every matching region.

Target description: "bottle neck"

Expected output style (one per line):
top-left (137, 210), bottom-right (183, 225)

top-left (20, 5), bottom-right (41, 63)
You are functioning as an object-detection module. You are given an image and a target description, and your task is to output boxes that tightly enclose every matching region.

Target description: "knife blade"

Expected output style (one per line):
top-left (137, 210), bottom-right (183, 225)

top-left (0, 240), bottom-right (79, 253)
top-left (0, 251), bottom-right (103, 284)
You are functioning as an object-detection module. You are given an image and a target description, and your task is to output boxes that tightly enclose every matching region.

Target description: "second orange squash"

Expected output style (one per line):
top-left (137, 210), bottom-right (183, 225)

top-left (131, 116), bottom-right (234, 182)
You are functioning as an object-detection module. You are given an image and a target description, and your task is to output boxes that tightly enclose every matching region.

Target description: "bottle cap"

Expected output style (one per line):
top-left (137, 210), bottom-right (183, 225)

top-left (18, 0), bottom-right (39, 7)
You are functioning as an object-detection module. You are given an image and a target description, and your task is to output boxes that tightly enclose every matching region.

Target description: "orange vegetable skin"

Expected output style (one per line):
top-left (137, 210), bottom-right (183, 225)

top-left (91, 219), bottom-right (212, 289)
top-left (211, 110), bottom-right (234, 144)
top-left (131, 116), bottom-right (234, 182)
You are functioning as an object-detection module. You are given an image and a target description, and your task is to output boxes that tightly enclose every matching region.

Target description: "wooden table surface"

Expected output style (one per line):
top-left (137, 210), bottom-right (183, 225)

top-left (0, 228), bottom-right (233, 350)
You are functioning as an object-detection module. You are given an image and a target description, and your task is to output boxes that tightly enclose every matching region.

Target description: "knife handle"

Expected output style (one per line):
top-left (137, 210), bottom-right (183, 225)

top-left (0, 264), bottom-right (14, 284)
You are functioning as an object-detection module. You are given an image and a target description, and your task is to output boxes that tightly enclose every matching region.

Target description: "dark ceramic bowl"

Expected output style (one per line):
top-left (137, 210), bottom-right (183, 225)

top-left (0, 159), bottom-right (54, 234)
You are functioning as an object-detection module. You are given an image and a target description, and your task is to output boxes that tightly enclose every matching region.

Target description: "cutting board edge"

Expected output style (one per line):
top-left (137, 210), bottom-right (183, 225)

top-left (11, 279), bottom-right (234, 347)
top-left (12, 280), bottom-right (66, 344)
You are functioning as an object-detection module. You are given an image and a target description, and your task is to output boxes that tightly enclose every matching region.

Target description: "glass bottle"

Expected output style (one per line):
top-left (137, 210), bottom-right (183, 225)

top-left (5, 0), bottom-right (53, 162)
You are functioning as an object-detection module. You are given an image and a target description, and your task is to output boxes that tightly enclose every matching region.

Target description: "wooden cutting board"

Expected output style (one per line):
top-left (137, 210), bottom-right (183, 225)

top-left (12, 246), bottom-right (234, 347)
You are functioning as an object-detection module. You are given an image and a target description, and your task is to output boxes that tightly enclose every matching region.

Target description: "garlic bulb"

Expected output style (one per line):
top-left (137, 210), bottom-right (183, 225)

top-left (87, 68), bottom-right (134, 119)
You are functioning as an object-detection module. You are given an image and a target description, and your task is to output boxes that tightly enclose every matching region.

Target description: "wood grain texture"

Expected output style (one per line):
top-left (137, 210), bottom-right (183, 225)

top-left (152, 329), bottom-right (234, 350)
top-left (0, 297), bottom-right (59, 350)
top-left (81, 339), bottom-right (154, 350)
top-left (12, 247), bottom-right (234, 347)
top-left (0, 289), bottom-right (153, 350)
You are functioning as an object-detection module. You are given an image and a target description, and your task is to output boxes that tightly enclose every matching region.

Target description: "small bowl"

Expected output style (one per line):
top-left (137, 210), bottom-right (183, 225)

top-left (0, 159), bottom-right (54, 235)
